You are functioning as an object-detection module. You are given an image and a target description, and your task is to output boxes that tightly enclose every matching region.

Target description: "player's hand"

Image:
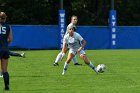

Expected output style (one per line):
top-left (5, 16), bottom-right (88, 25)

top-left (76, 49), bottom-right (80, 54)
top-left (77, 47), bottom-right (82, 54)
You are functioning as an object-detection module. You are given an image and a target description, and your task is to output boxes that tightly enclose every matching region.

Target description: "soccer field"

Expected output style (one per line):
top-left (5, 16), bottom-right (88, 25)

top-left (0, 50), bottom-right (140, 93)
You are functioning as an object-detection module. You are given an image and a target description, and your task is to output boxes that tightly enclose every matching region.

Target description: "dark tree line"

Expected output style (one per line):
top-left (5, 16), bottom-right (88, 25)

top-left (0, 0), bottom-right (140, 25)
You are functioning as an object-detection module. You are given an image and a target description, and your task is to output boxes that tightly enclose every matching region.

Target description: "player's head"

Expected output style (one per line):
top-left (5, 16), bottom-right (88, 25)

top-left (68, 26), bottom-right (74, 36)
top-left (71, 15), bottom-right (78, 25)
top-left (0, 12), bottom-right (7, 22)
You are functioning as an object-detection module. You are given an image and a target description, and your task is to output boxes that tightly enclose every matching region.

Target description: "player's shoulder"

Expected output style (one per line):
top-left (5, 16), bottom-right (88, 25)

top-left (74, 32), bottom-right (80, 36)
top-left (73, 32), bottom-right (81, 38)
top-left (1, 22), bottom-right (9, 27)
top-left (64, 34), bottom-right (69, 38)
top-left (1, 23), bottom-right (10, 29)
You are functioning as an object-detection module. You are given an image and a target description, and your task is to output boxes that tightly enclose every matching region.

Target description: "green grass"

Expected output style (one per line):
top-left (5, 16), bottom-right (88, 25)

top-left (0, 50), bottom-right (140, 93)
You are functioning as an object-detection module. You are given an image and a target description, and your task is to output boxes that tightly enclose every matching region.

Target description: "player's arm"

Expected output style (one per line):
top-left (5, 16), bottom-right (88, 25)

top-left (76, 33), bottom-right (86, 53)
top-left (61, 36), bottom-right (68, 60)
top-left (77, 39), bottom-right (86, 53)
top-left (8, 27), bottom-right (12, 44)
top-left (62, 42), bottom-right (67, 53)
top-left (61, 42), bottom-right (68, 60)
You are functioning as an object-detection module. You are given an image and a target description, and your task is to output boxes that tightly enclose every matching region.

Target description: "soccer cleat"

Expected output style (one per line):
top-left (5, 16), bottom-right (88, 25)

top-left (93, 67), bottom-right (99, 74)
top-left (21, 53), bottom-right (25, 58)
top-left (5, 85), bottom-right (9, 90)
top-left (53, 63), bottom-right (59, 66)
top-left (0, 75), bottom-right (3, 78)
top-left (74, 63), bottom-right (82, 66)
top-left (62, 70), bottom-right (66, 75)
top-left (62, 72), bottom-right (65, 75)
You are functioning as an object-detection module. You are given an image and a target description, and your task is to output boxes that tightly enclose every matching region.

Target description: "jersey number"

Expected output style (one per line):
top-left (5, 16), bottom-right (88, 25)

top-left (0, 26), bottom-right (6, 34)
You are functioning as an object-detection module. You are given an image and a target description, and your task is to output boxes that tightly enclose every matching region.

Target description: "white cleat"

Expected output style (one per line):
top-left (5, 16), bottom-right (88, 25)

top-left (93, 67), bottom-right (99, 74)
top-left (21, 53), bottom-right (25, 58)
top-left (62, 70), bottom-right (66, 75)
top-left (0, 75), bottom-right (3, 78)
top-left (62, 72), bottom-right (65, 75)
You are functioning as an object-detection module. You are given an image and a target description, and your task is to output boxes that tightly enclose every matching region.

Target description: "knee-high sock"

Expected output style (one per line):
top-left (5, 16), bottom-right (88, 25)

top-left (3, 72), bottom-right (9, 87)
top-left (88, 62), bottom-right (95, 69)
top-left (55, 52), bottom-right (62, 63)
top-left (62, 62), bottom-right (69, 74)
top-left (72, 56), bottom-right (78, 64)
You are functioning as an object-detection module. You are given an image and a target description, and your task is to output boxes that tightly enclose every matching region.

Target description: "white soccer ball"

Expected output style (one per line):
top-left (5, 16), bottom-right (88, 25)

top-left (97, 64), bottom-right (106, 73)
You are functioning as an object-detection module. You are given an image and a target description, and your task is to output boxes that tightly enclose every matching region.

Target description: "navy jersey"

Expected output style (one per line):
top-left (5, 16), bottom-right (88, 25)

top-left (0, 22), bottom-right (10, 50)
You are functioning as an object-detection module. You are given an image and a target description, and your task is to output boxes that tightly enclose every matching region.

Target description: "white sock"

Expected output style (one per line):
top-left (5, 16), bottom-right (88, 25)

top-left (55, 52), bottom-right (62, 63)
top-left (62, 62), bottom-right (69, 75)
top-left (88, 62), bottom-right (98, 74)
top-left (72, 56), bottom-right (78, 64)
top-left (88, 61), bottom-right (95, 69)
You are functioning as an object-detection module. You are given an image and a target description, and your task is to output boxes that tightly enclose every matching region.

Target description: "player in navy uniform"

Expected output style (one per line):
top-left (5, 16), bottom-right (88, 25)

top-left (0, 12), bottom-right (12, 90)
top-left (0, 51), bottom-right (25, 78)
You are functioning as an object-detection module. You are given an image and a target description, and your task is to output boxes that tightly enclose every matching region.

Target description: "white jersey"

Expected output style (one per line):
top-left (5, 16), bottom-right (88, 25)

top-left (63, 32), bottom-right (83, 51)
top-left (64, 23), bottom-right (76, 36)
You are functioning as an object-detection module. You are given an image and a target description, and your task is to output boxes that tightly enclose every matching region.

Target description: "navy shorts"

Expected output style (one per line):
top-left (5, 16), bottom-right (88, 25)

top-left (0, 50), bottom-right (10, 59)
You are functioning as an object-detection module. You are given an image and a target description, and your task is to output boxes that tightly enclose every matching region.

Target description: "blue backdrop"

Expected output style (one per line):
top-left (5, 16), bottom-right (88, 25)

top-left (117, 26), bottom-right (140, 49)
top-left (10, 25), bottom-right (59, 49)
top-left (76, 26), bottom-right (110, 49)
top-left (9, 25), bottom-right (140, 49)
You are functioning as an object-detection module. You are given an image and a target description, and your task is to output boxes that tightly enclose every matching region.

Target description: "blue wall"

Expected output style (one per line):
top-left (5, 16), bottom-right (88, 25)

top-left (76, 26), bottom-right (110, 49)
top-left (9, 25), bottom-right (140, 49)
top-left (117, 26), bottom-right (140, 49)
top-left (10, 25), bottom-right (59, 49)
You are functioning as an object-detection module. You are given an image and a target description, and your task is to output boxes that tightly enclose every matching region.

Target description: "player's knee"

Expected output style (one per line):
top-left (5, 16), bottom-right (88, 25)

top-left (84, 60), bottom-right (89, 64)
top-left (64, 49), bottom-right (68, 53)
top-left (80, 54), bottom-right (85, 59)
top-left (81, 55), bottom-right (89, 64)
top-left (66, 59), bottom-right (72, 64)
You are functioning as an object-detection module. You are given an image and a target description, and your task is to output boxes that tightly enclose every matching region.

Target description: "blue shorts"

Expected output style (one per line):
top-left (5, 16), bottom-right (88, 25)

top-left (0, 50), bottom-right (10, 59)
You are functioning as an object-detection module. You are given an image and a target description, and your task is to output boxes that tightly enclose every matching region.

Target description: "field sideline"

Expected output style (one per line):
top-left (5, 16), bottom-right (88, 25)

top-left (0, 50), bottom-right (140, 93)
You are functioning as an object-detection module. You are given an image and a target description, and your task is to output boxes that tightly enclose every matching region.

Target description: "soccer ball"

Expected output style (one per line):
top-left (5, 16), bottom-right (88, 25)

top-left (96, 64), bottom-right (106, 73)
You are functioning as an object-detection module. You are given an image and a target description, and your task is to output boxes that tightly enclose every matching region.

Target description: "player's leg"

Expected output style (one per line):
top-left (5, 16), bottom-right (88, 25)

top-left (1, 50), bottom-right (10, 90)
top-left (1, 59), bottom-right (10, 90)
top-left (0, 64), bottom-right (3, 78)
top-left (79, 50), bottom-right (98, 74)
top-left (9, 51), bottom-right (25, 58)
top-left (62, 50), bottom-right (74, 75)
top-left (72, 55), bottom-right (82, 65)
top-left (54, 47), bottom-right (68, 66)
top-left (53, 52), bottom-right (62, 66)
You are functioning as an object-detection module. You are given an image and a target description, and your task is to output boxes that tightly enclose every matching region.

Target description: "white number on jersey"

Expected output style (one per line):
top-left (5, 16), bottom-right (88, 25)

top-left (0, 26), bottom-right (6, 34)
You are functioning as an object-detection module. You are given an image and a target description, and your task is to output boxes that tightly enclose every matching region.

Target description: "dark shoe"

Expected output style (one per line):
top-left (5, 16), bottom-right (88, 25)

top-left (53, 63), bottom-right (59, 66)
top-left (5, 85), bottom-right (9, 90)
top-left (74, 63), bottom-right (82, 65)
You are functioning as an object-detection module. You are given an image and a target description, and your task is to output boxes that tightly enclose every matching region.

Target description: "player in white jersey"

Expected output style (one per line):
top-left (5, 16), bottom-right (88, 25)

top-left (62, 26), bottom-right (98, 75)
top-left (54, 15), bottom-right (81, 66)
